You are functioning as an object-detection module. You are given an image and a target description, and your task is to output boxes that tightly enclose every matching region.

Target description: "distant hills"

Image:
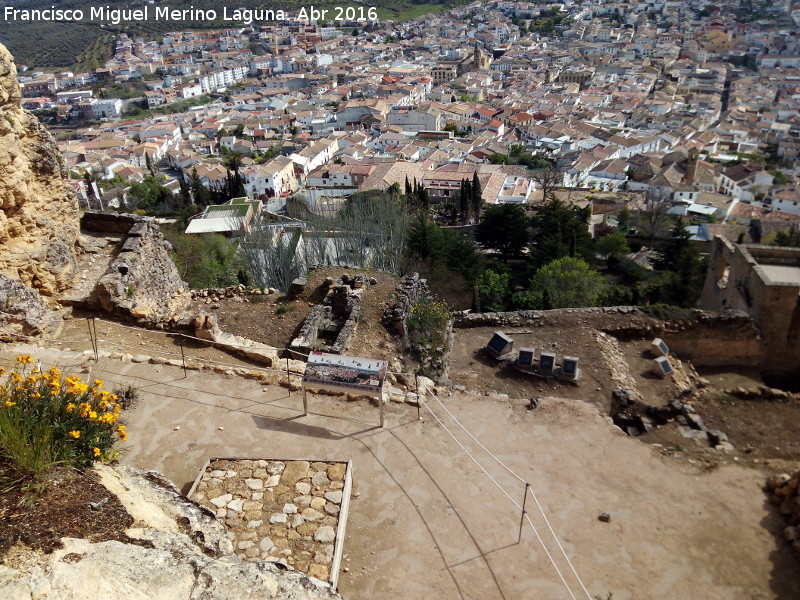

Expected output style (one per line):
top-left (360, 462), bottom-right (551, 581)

top-left (0, 0), bottom-right (458, 70)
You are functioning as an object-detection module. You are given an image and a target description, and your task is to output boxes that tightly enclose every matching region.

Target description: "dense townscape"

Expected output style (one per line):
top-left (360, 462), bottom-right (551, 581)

top-left (12, 0), bottom-right (796, 231)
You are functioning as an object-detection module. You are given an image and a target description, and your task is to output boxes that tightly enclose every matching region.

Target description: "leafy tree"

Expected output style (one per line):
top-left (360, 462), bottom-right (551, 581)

top-left (488, 153), bottom-right (510, 165)
top-left (768, 169), bottom-right (790, 186)
top-left (596, 232), bottom-right (630, 258)
top-left (190, 167), bottom-right (212, 207)
top-left (656, 220), bottom-right (705, 308)
top-left (476, 269), bottom-right (511, 312)
top-left (521, 257), bottom-right (605, 309)
top-left (406, 216), bottom-right (482, 282)
top-left (617, 205), bottom-right (631, 231)
top-left (127, 176), bottom-right (170, 212)
top-left (166, 231), bottom-right (242, 289)
top-left (475, 203), bottom-right (529, 260)
top-left (145, 152), bottom-right (156, 178)
top-left (774, 226), bottom-right (800, 248)
top-left (528, 198), bottom-right (594, 269)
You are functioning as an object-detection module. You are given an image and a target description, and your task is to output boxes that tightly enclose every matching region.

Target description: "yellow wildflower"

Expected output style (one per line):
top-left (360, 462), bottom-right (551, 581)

top-left (68, 430), bottom-right (81, 439)
top-left (93, 447), bottom-right (101, 457)
top-left (65, 403), bottom-right (76, 413)
top-left (4, 400), bottom-right (16, 408)
top-left (16, 355), bottom-right (34, 364)
top-left (87, 410), bottom-right (98, 421)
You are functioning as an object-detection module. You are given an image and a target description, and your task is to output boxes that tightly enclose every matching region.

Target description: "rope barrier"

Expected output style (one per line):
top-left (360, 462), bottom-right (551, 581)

top-left (427, 390), bottom-right (593, 600)
top-left (421, 396), bottom-right (580, 600)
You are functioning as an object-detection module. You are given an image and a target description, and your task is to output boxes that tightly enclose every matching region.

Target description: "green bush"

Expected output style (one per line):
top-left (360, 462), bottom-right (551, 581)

top-left (0, 356), bottom-right (128, 483)
top-left (408, 297), bottom-right (451, 352)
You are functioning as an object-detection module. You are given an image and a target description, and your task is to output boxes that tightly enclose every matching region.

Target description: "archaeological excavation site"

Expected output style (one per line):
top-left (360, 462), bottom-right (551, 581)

top-left (0, 37), bottom-right (799, 600)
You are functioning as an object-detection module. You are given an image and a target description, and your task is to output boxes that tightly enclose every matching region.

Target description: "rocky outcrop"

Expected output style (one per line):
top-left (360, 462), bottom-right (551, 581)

top-left (0, 274), bottom-right (57, 341)
top-left (0, 43), bottom-right (79, 296)
top-left (0, 464), bottom-right (347, 600)
top-left (92, 220), bottom-right (192, 326)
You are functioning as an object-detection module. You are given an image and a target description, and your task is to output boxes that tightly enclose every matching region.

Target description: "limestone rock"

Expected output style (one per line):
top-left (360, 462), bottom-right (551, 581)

top-left (0, 43), bottom-right (79, 296)
top-left (0, 274), bottom-right (55, 341)
top-left (314, 526), bottom-right (336, 543)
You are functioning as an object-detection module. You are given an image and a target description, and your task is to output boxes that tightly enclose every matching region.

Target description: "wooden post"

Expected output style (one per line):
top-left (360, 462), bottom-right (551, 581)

top-left (518, 483), bottom-right (530, 544)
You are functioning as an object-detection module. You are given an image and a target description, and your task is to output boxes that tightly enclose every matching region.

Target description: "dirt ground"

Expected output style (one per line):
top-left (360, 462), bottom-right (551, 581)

top-left (189, 267), bottom-right (402, 362)
top-left (4, 342), bottom-right (800, 600)
top-left (448, 325), bottom-right (681, 410)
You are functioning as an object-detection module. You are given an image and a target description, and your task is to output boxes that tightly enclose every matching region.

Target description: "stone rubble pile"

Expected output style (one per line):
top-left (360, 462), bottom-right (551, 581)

top-left (191, 284), bottom-right (277, 306)
top-left (382, 273), bottom-right (430, 336)
top-left (610, 388), bottom-right (734, 451)
top-left (191, 459), bottom-right (347, 584)
top-left (767, 471), bottom-right (800, 558)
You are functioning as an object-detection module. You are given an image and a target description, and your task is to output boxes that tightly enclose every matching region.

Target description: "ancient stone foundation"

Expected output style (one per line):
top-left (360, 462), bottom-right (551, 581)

top-left (290, 274), bottom-right (367, 355)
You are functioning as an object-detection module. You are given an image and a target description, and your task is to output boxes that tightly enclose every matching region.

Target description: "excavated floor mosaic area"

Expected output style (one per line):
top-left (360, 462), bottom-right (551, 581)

top-left (190, 458), bottom-right (347, 582)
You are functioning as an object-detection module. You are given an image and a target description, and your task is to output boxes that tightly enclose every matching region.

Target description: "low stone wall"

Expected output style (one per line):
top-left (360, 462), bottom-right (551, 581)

top-left (81, 211), bottom-right (138, 234)
top-left (607, 310), bottom-right (763, 369)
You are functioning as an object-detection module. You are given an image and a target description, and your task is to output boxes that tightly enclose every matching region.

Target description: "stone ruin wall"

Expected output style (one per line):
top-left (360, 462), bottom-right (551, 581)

top-left (81, 211), bottom-right (192, 327)
top-left (381, 273), bottom-right (431, 337)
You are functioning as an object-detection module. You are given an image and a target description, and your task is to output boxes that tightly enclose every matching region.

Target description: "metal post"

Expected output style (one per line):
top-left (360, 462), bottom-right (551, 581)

top-left (302, 386), bottom-right (308, 417)
top-left (285, 357), bottom-right (291, 395)
top-left (92, 319), bottom-right (99, 362)
top-left (86, 318), bottom-right (96, 360)
top-left (518, 483), bottom-right (530, 544)
top-left (415, 373), bottom-right (421, 420)
top-left (379, 390), bottom-right (384, 428)
top-left (179, 335), bottom-right (187, 377)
